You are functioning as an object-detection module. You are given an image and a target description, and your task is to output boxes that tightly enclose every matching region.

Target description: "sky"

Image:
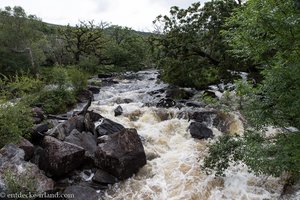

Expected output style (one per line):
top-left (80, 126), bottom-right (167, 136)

top-left (0, 0), bottom-right (208, 31)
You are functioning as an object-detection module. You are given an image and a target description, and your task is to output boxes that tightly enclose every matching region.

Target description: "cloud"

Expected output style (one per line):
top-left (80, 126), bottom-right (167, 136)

top-left (0, 0), bottom-right (209, 31)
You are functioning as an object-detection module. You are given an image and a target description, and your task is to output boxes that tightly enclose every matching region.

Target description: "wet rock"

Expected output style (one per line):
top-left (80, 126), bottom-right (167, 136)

top-left (189, 122), bottom-right (213, 139)
top-left (84, 111), bottom-right (103, 134)
top-left (95, 118), bottom-right (125, 137)
top-left (114, 105), bottom-right (123, 117)
top-left (87, 85), bottom-right (100, 94)
top-left (0, 144), bottom-right (54, 193)
top-left (101, 79), bottom-right (119, 87)
top-left (76, 89), bottom-right (93, 103)
top-left (65, 130), bottom-right (97, 159)
top-left (39, 136), bottom-right (85, 177)
top-left (92, 169), bottom-right (118, 185)
top-left (147, 88), bottom-right (166, 96)
top-left (190, 111), bottom-right (217, 126)
top-left (86, 111), bottom-right (103, 122)
top-left (115, 98), bottom-right (134, 104)
top-left (17, 138), bottom-right (34, 161)
top-left (166, 86), bottom-right (195, 100)
top-left (185, 101), bottom-right (206, 108)
top-left (213, 112), bottom-right (244, 135)
top-left (64, 185), bottom-right (99, 200)
top-left (94, 128), bottom-right (146, 180)
top-left (156, 98), bottom-right (176, 108)
top-left (98, 73), bottom-right (113, 78)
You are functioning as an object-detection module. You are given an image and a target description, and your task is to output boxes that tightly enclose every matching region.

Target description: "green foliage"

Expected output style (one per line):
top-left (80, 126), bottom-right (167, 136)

top-left (153, 0), bottom-right (242, 89)
top-left (31, 88), bottom-right (76, 114)
top-left (2, 73), bottom-right (44, 99)
top-left (205, 0), bottom-right (300, 182)
top-left (204, 131), bottom-right (300, 180)
top-left (0, 102), bottom-right (33, 148)
top-left (105, 26), bottom-right (149, 71)
top-left (66, 67), bottom-right (88, 93)
top-left (3, 169), bottom-right (37, 193)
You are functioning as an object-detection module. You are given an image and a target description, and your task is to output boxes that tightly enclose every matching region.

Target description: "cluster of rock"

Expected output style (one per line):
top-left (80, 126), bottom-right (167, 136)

top-left (0, 89), bottom-right (146, 199)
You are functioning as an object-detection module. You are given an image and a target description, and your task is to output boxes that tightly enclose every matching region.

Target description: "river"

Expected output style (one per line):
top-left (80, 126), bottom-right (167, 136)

top-left (87, 70), bottom-right (292, 200)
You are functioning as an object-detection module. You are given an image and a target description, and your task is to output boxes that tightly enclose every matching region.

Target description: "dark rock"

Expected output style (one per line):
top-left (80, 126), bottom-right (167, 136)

top-left (189, 122), bottom-right (213, 139)
top-left (76, 89), bottom-right (93, 103)
top-left (115, 98), bottom-right (133, 104)
top-left (185, 101), bottom-right (206, 108)
top-left (64, 185), bottom-right (99, 200)
top-left (65, 130), bottom-right (97, 159)
top-left (39, 136), bottom-right (85, 177)
top-left (94, 128), bottom-right (146, 180)
top-left (190, 111), bottom-right (217, 126)
top-left (86, 111), bottom-right (103, 122)
top-left (87, 85), bottom-right (100, 94)
top-left (166, 86), bottom-right (194, 100)
top-left (98, 73), bottom-right (113, 78)
top-left (213, 112), bottom-right (244, 135)
top-left (32, 107), bottom-right (45, 124)
top-left (156, 98), bottom-right (176, 108)
top-left (48, 115), bottom-right (85, 140)
top-left (17, 138), bottom-right (34, 161)
top-left (92, 169), bottom-right (118, 185)
top-left (31, 146), bottom-right (44, 166)
top-left (0, 144), bottom-right (54, 192)
top-left (101, 79), bottom-right (119, 87)
top-left (95, 118), bottom-right (125, 137)
top-left (147, 88), bottom-right (166, 96)
top-left (31, 123), bottom-right (49, 143)
top-left (114, 105), bottom-right (123, 117)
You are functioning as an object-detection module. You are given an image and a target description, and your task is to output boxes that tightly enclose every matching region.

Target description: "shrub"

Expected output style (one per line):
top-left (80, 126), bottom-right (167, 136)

top-left (66, 67), bottom-right (88, 94)
top-left (31, 89), bottom-right (76, 114)
top-left (0, 102), bottom-right (33, 148)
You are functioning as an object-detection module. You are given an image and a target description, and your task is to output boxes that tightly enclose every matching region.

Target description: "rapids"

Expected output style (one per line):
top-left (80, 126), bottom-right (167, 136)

top-left (88, 70), bottom-right (290, 200)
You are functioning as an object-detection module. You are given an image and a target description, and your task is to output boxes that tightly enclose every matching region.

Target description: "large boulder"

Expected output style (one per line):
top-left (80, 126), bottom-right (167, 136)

top-left (39, 136), bottom-right (85, 177)
top-left (0, 144), bottom-right (54, 193)
top-left (95, 118), bottom-right (125, 137)
top-left (65, 130), bottom-right (97, 159)
top-left (189, 122), bottom-right (213, 139)
top-left (32, 107), bottom-right (45, 124)
top-left (94, 128), bottom-right (146, 180)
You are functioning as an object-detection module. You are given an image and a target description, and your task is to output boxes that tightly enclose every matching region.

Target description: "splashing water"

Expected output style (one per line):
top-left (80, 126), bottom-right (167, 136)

top-left (89, 70), bottom-right (291, 200)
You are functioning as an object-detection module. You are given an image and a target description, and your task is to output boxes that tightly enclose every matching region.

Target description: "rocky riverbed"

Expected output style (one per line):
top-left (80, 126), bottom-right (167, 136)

top-left (0, 70), bottom-right (298, 200)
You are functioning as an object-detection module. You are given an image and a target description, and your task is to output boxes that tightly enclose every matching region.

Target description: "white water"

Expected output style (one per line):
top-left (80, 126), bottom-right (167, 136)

top-left (89, 70), bottom-right (290, 200)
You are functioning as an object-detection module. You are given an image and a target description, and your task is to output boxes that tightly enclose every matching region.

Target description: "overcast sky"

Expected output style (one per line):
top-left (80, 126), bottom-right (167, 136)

top-left (0, 0), bottom-right (208, 31)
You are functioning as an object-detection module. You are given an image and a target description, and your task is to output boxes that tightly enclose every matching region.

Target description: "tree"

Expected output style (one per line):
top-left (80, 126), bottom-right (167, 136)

top-left (104, 25), bottom-right (149, 70)
top-left (204, 0), bottom-right (300, 184)
top-left (153, 0), bottom-right (242, 88)
top-left (61, 21), bottom-right (108, 64)
top-left (0, 6), bottom-right (46, 75)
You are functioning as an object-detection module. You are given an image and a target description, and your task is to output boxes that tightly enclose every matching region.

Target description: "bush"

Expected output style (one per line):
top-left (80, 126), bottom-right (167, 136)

top-left (66, 67), bottom-right (88, 94)
top-left (31, 89), bottom-right (76, 114)
top-left (0, 102), bottom-right (33, 148)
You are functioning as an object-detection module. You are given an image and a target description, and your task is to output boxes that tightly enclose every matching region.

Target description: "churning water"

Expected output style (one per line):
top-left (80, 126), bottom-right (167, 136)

top-left (89, 70), bottom-right (293, 200)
